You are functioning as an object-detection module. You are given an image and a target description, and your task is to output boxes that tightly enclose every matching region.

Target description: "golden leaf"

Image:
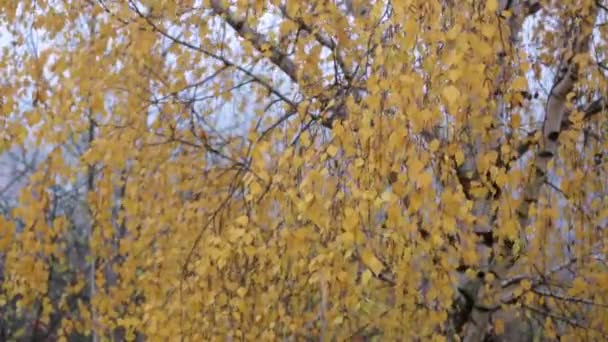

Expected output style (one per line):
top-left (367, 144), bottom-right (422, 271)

top-left (361, 248), bottom-right (384, 275)
top-left (442, 85), bottom-right (461, 105)
top-left (326, 144), bottom-right (338, 157)
top-left (494, 319), bottom-right (505, 335)
top-left (235, 215), bottom-right (249, 226)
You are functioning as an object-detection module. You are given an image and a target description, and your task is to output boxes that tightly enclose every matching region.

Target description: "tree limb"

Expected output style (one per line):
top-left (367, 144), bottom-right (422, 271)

top-left (210, 0), bottom-right (299, 83)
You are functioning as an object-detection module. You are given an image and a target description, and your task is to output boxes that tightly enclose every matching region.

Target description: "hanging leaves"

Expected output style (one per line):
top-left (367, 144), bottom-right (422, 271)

top-left (0, 0), bottom-right (605, 341)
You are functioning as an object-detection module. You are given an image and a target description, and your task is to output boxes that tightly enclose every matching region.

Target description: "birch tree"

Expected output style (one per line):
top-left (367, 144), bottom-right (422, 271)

top-left (0, 0), bottom-right (607, 340)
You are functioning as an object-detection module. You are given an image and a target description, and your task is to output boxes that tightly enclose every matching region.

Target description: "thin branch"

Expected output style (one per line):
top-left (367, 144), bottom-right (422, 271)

top-left (532, 288), bottom-right (608, 309)
top-left (501, 258), bottom-right (577, 288)
top-left (129, 2), bottom-right (298, 109)
top-left (278, 5), bottom-right (353, 82)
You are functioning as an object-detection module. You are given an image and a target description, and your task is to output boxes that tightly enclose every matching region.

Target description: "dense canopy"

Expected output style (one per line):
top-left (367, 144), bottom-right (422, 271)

top-left (0, 0), bottom-right (607, 340)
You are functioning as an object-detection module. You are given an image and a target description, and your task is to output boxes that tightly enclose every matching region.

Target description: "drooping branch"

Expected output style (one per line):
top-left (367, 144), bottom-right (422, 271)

top-left (277, 4), bottom-right (353, 82)
top-left (500, 258), bottom-right (577, 288)
top-left (209, 0), bottom-right (357, 130)
top-left (130, 4), bottom-right (298, 110)
top-left (209, 0), bottom-right (299, 83)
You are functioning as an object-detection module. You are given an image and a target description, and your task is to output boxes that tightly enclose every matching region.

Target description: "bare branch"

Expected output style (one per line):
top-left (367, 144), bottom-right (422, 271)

top-left (532, 288), bottom-right (608, 309)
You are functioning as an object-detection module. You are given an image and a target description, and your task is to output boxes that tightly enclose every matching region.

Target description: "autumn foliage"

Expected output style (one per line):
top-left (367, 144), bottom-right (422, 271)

top-left (0, 0), bottom-right (607, 340)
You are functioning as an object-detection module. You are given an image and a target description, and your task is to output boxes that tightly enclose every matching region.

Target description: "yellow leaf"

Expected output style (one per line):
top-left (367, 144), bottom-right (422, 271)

top-left (463, 248), bottom-right (478, 265)
top-left (429, 139), bottom-right (440, 152)
top-left (235, 215), bottom-right (249, 226)
top-left (431, 233), bottom-right (444, 246)
top-left (511, 76), bottom-right (528, 90)
top-left (442, 85), bottom-right (461, 105)
top-left (361, 269), bottom-right (373, 286)
top-left (417, 171), bottom-right (433, 188)
top-left (304, 193), bottom-right (315, 203)
top-left (569, 277), bottom-right (586, 296)
top-left (380, 189), bottom-right (395, 203)
top-left (236, 287), bottom-right (247, 298)
top-left (249, 181), bottom-right (263, 196)
top-left (455, 150), bottom-right (465, 166)
top-left (339, 231), bottom-right (355, 247)
top-left (408, 158), bottom-right (425, 176)
top-left (502, 219), bottom-right (519, 238)
top-left (487, 0), bottom-right (498, 12)
top-left (511, 112), bottom-right (521, 128)
top-left (480, 23), bottom-right (496, 38)
top-left (279, 20), bottom-right (297, 37)
top-left (326, 144), bottom-right (338, 157)
top-left (227, 228), bottom-right (246, 243)
top-left (361, 248), bottom-right (384, 275)
top-left (494, 319), bottom-right (505, 334)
